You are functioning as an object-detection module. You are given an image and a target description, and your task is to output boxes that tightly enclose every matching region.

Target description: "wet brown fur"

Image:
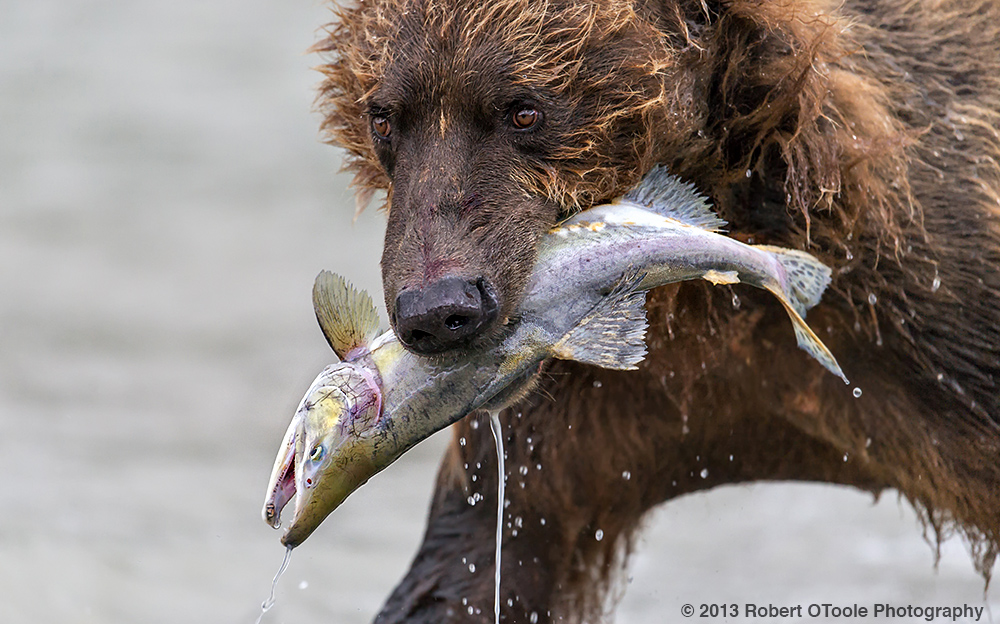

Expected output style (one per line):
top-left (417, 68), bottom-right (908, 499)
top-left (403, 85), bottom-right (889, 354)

top-left (314, 0), bottom-right (1000, 621)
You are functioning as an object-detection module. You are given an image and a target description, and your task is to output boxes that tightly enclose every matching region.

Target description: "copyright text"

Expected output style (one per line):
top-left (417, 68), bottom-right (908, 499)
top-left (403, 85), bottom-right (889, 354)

top-left (680, 602), bottom-right (985, 621)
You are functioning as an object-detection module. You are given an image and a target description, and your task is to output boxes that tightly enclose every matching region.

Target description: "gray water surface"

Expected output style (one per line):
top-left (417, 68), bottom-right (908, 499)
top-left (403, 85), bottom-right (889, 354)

top-left (1, 1), bottom-right (995, 622)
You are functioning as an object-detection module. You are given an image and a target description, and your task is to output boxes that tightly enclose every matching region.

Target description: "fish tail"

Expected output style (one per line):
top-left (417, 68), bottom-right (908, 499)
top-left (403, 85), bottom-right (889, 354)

top-left (765, 285), bottom-right (849, 385)
top-left (755, 245), bottom-right (832, 318)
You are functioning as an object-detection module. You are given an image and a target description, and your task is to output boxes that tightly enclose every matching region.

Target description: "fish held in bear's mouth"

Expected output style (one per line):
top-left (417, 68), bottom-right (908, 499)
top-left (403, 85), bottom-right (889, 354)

top-left (262, 166), bottom-right (848, 548)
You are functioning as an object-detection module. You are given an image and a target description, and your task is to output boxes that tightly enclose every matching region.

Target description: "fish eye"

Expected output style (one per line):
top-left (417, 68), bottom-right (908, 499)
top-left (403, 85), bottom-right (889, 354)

top-left (371, 115), bottom-right (391, 139)
top-left (511, 107), bottom-right (541, 130)
top-left (309, 445), bottom-right (325, 462)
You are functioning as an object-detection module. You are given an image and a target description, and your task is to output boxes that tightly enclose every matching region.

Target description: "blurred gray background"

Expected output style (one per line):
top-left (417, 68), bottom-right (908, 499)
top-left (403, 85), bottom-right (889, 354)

top-left (1, 0), bottom-right (995, 622)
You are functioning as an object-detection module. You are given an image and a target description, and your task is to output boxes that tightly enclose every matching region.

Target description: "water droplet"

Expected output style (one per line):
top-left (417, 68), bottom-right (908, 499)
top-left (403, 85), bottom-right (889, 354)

top-left (868, 293), bottom-right (877, 305)
top-left (853, 387), bottom-right (862, 398)
top-left (592, 380), bottom-right (602, 388)
top-left (459, 437), bottom-right (466, 447)
top-left (731, 293), bottom-right (740, 309)
top-left (519, 465), bottom-right (529, 476)
top-left (535, 463), bottom-right (541, 470)
top-left (508, 599), bottom-right (514, 607)
top-left (622, 470), bottom-right (631, 480)
top-left (729, 454), bottom-right (734, 461)
top-left (468, 606), bottom-right (475, 615)
top-left (469, 563), bottom-right (476, 573)
top-left (866, 437), bottom-right (872, 448)
top-left (845, 249), bottom-right (853, 260)
top-left (472, 474), bottom-right (478, 482)
top-left (540, 518), bottom-right (546, 526)
top-left (298, 580), bottom-right (308, 590)
top-left (595, 529), bottom-right (604, 541)
top-left (255, 546), bottom-right (294, 624)
top-left (699, 468), bottom-right (709, 479)
top-left (514, 516), bottom-right (523, 528)
top-left (745, 169), bottom-right (752, 178)
top-left (468, 496), bottom-right (477, 506)
top-left (471, 419), bottom-right (479, 429)
top-left (530, 612), bottom-right (539, 624)
top-left (932, 275), bottom-right (941, 292)
top-left (937, 373), bottom-right (944, 382)
top-left (843, 453), bottom-right (849, 462)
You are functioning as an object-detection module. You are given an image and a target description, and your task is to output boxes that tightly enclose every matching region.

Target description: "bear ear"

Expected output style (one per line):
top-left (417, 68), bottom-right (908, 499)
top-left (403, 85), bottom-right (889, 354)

top-left (551, 271), bottom-right (648, 370)
top-left (312, 271), bottom-right (381, 360)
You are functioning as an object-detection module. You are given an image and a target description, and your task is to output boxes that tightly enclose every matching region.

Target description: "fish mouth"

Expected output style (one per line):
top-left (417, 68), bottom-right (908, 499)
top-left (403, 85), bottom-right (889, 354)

top-left (262, 417), bottom-right (301, 530)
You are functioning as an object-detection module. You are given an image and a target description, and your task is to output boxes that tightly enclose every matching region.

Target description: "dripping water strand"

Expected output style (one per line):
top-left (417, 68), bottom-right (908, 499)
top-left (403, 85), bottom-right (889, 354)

top-left (488, 410), bottom-right (505, 624)
top-left (255, 545), bottom-right (293, 624)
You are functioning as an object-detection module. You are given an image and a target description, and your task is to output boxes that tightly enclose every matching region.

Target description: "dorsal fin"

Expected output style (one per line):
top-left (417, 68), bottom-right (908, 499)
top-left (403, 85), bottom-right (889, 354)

top-left (551, 271), bottom-right (648, 370)
top-left (620, 165), bottom-right (726, 232)
top-left (312, 271), bottom-right (381, 360)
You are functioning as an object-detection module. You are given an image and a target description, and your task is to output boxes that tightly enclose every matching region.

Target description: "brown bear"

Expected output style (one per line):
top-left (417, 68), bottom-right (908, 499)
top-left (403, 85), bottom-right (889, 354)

top-left (313, 0), bottom-right (1000, 622)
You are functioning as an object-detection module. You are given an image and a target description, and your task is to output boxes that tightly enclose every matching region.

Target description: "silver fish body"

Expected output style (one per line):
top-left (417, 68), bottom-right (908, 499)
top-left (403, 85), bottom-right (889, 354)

top-left (263, 167), bottom-right (846, 547)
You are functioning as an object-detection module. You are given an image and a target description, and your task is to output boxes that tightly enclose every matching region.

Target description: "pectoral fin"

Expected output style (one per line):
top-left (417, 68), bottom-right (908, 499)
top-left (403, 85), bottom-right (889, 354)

top-left (552, 272), bottom-right (649, 370)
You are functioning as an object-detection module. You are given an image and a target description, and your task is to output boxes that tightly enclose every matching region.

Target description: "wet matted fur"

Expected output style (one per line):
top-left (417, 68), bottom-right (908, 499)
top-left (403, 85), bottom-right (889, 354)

top-left (314, 0), bottom-right (1000, 621)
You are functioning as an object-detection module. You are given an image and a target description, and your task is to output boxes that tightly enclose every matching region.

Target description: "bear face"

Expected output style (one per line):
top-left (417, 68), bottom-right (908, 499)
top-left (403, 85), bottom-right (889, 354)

top-left (316, 0), bottom-right (681, 354)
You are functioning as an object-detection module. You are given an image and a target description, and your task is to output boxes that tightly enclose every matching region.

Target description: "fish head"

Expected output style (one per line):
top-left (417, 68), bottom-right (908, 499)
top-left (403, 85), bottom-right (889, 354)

top-left (262, 357), bottom-right (385, 548)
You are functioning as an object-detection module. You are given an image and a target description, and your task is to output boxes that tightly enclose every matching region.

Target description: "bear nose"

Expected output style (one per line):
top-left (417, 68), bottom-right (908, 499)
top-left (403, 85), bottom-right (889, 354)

top-left (393, 277), bottom-right (499, 354)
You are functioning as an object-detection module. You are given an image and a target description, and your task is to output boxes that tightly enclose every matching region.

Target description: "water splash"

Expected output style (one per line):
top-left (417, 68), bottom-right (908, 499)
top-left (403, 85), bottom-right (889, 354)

top-left (488, 409), bottom-right (505, 624)
top-left (255, 546), bottom-right (293, 624)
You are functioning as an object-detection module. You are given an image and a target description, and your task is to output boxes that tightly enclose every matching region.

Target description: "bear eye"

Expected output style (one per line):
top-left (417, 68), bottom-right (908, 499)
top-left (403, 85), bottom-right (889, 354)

top-left (511, 107), bottom-right (541, 130)
top-left (371, 115), bottom-right (391, 139)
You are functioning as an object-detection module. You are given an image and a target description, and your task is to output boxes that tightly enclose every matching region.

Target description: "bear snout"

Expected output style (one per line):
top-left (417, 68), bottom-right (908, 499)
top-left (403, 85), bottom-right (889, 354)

top-left (392, 276), bottom-right (500, 354)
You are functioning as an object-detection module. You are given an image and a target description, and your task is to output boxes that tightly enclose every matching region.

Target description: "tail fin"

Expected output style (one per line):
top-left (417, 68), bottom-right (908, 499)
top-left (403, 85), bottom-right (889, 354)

top-left (755, 245), bottom-right (832, 318)
top-left (761, 282), bottom-right (849, 385)
top-left (752, 245), bottom-right (846, 383)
